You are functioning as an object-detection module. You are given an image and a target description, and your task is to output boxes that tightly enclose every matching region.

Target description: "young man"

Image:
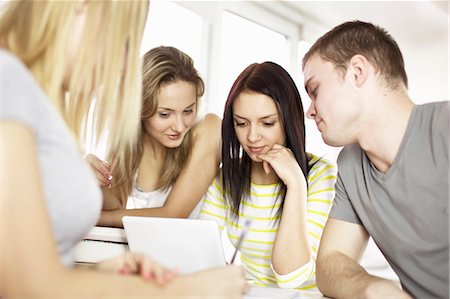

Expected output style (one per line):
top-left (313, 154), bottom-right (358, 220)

top-left (302, 20), bottom-right (449, 299)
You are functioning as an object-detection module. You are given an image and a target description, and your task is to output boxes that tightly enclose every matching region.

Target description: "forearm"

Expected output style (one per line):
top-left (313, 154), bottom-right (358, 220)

top-left (9, 266), bottom-right (194, 298)
top-left (101, 187), bottom-right (123, 211)
top-left (98, 207), bottom-right (175, 228)
top-left (272, 185), bottom-right (311, 274)
top-left (317, 251), bottom-right (406, 299)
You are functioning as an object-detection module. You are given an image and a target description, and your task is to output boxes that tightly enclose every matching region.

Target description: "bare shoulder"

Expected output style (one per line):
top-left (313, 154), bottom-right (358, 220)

top-left (194, 113), bottom-right (221, 136)
top-left (191, 113), bottom-right (222, 157)
top-left (192, 113), bottom-right (222, 142)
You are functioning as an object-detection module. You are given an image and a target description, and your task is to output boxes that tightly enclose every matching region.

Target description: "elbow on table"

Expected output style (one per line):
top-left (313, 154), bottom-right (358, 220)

top-left (273, 259), bottom-right (315, 289)
top-left (316, 255), bottom-right (332, 296)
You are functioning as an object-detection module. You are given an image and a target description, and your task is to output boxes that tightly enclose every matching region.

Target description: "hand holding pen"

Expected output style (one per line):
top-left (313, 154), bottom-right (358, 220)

top-left (230, 218), bottom-right (252, 264)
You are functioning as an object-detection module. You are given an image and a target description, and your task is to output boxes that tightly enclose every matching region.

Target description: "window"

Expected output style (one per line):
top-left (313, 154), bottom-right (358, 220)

top-left (210, 11), bottom-right (290, 116)
top-left (141, 1), bottom-right (203, 67)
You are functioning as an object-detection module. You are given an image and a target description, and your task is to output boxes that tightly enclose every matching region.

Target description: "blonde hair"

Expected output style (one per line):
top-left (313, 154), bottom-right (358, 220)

top-left (0, 1), bottom-right (147, 179)
top-left (109, 46), bottom-right (205, 205)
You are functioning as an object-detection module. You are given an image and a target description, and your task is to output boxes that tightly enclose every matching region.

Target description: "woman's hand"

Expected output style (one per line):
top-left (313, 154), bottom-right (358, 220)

top-left (96, 252), bottom-right (178, 285)
top-left (85, 153), bottom-right (113, 188)
top-left (257, 144), bottom-right (306, 188)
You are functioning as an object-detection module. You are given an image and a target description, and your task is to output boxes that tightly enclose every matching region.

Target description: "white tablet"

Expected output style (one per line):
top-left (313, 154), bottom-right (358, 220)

top-left (122, 216), bottom-right (226, 274)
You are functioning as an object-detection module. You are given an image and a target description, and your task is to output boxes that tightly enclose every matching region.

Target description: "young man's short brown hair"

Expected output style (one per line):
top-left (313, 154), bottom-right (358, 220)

top-left (303, 20), bottom-right (408, 89)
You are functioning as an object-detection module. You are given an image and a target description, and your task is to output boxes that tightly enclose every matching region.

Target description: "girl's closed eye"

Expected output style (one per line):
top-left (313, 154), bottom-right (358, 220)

top-left (311, 87), bottom-right (318, 98)
top-left (183, 108), bottom-right (194, 115)
top-left (159, 111), bottom-right (170, 118)
top-left (263, 121), bottom-right (275, 127)
top-left (234, 121), bottom-right (247, 127)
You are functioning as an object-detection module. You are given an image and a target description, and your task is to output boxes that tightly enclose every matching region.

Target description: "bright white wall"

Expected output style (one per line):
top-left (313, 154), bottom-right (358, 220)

top-left (404, 38), bottom-right (449, 104)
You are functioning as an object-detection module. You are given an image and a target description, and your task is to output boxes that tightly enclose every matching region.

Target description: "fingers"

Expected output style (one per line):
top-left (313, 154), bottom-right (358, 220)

top-left (258, 144), bottom-right (290, 157)
top-left (271, 143), bottom-right (284, 150)
top-left (257, 144), bottom-right (300, 185)
top-left (85, 153), bottom-right (113, 187)
top-left (91, 166), bottom-right (112, 187)
top-left (257, 144), bottom-right (292, 165)
top-left (102, 160), bottom-right (111, 168)
top-left (262, 161), bottom-right (272, 174)
top-left (118, 252), bottom-right (137, 275)
top-left (125, 252), bottom-right (178, 285)
top-left (139, 254), bottom-right (175, 284)
top-left (228, 265), bottom-right (248, 295)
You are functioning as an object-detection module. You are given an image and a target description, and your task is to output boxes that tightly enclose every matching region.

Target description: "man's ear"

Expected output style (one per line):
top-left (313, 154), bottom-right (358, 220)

top-left (348, 54), bottom-right (370, 87)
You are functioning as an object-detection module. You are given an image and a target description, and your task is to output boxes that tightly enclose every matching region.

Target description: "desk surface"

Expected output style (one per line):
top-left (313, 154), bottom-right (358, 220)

top-left (245, 286), bottom-right (327, 299)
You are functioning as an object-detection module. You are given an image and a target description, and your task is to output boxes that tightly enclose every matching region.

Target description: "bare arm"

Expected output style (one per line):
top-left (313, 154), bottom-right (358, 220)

top-left (316, 218), bottom-right (411, 298)
top-left (98, 113), bottom-right (222, 227)
top-left (0, 121), bottom-right (245, 298)
top-left (84, 154), bottom-right (123, 211)
top-left (100, 187), bottom-right (123, 210)
top-left (257, 145), bottom-right (311, 275)
top-left (272, 181), bottom-right (311, 273)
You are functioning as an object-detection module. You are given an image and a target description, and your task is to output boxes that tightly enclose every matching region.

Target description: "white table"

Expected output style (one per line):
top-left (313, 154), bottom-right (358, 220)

top-left (245, 286), bottom-right (327, 299)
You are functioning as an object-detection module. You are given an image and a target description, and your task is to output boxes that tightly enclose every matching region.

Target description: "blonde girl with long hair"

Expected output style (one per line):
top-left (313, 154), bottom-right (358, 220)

top-left (87, 46), bottom-right (223, 227)
top-left (0, 1), bottom-right (246, 297)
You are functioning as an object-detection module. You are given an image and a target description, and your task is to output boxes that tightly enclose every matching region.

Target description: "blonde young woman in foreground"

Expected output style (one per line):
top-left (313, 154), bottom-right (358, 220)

top-left (0, 1), bottom-right (246, 297)
top-left (87, 46), bottom-right (222, 227)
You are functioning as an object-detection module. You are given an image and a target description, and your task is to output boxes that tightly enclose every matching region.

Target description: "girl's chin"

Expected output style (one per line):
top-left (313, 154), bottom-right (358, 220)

top-left (247, 154), bottom-right (262, 163)
top-left (163, 140), bottom-right (183, 148)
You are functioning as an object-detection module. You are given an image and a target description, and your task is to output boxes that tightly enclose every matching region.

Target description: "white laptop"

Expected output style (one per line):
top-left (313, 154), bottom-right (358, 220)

top-left (122, 216), bottom-right (226, 274)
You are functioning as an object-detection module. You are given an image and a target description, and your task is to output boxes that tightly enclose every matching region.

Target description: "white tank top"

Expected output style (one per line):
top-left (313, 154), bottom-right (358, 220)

top-left (125, 170), bottom-right (201, 218)
top-left (126, 184), bottom-right (172, 209)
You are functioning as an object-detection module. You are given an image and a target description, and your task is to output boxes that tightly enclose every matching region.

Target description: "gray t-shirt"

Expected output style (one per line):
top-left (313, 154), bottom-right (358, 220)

top-left (1, 50), bottom-right (102, 266)
top-left (330, 102), bottom-right (449, 298)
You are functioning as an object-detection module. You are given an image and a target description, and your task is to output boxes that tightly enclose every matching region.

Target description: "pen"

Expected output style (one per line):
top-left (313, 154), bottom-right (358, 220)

top-left (230, 218), bottom-right (252, 264)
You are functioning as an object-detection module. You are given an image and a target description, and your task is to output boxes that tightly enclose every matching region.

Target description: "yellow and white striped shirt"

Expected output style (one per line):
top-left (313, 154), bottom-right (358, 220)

top-left (200, 154), bottom-right (336, 290)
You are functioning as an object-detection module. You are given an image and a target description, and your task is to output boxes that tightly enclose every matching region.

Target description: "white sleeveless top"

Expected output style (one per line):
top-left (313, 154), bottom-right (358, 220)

top-left (126, 184), bottom-right (172, 209)
top-left (126, 171), bottom-right (201, 218)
